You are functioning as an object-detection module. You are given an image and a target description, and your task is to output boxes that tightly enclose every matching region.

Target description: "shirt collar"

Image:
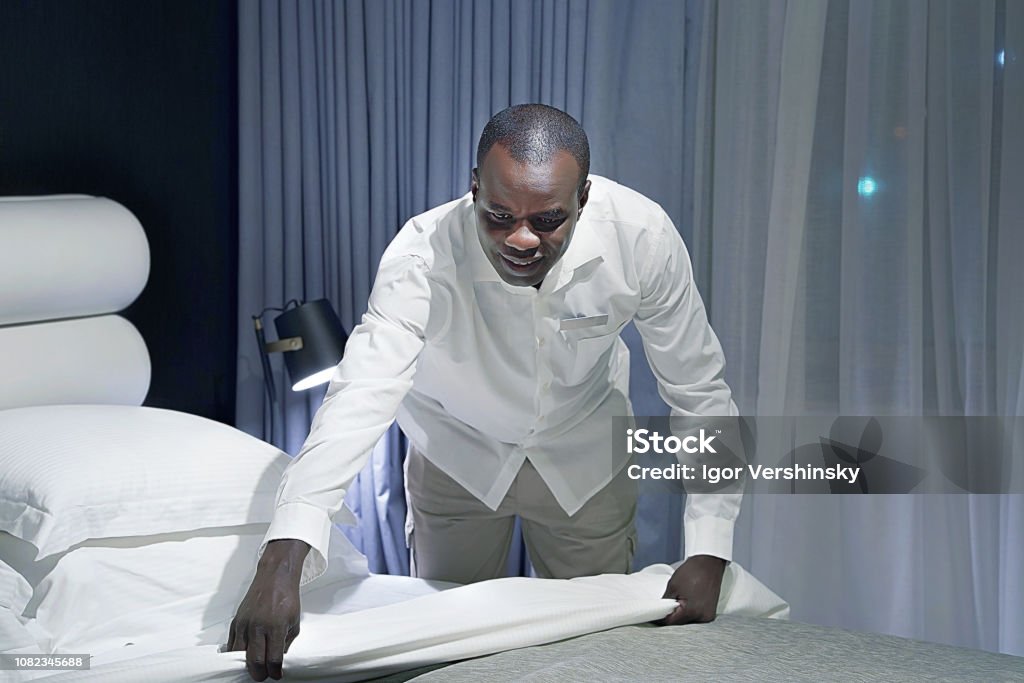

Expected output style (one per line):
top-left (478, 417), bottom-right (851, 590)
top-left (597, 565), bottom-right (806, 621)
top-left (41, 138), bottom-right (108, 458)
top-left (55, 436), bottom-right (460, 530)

top-left (465, 199), bottom-right (502, 284)
top-left (548, 214), bottom-right (604, 292)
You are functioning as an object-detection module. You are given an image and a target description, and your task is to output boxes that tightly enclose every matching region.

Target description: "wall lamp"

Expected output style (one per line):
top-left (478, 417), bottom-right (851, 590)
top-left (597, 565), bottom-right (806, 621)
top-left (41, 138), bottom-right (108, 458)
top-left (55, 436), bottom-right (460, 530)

top-left (252, 299), bottom-right (348, 442)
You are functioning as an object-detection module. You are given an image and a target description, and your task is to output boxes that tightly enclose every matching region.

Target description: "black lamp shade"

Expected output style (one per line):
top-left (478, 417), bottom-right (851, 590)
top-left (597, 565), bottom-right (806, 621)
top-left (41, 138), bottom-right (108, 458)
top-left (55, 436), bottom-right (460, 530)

top-left (273, 299), bottom-right (348, 390)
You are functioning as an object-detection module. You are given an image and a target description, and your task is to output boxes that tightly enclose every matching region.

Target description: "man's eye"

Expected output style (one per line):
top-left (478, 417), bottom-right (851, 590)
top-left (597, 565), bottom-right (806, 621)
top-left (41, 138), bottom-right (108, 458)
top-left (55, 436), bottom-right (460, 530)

top-left (488, 212), bottom-right (513, 222)
top-left (533, 216), bottom-right (565, 229)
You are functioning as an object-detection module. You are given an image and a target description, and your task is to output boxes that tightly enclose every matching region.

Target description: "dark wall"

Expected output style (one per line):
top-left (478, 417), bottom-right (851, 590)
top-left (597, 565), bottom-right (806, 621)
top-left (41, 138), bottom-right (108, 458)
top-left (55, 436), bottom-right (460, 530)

top-left (0, 0), bottom-right (238, 424)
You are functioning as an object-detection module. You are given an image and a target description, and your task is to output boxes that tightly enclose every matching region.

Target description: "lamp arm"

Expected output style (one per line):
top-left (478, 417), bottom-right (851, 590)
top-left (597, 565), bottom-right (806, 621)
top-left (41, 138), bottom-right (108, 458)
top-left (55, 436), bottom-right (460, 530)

top-left (264, 336), bottom-right (304, 353)
top-left (253, 317), bottom-right (279, 446)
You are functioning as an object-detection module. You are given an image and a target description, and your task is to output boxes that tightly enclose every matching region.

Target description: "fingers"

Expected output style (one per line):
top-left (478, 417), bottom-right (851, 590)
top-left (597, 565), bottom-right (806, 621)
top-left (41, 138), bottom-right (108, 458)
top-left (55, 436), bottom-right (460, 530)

top-left (227, 621), bottom-right (290, 681)
top-left (226, 619), bottom-right (238, 651)
top-left (656, 587), bottom-right (681, 626)
top-left (246, 631), bottom-right (269, 682)
top-left (659, 598), bottom-right (717, 626)
top-left (284, 623), bottom-right (300, 653)
top-left (660, 599), bottom-right (689, 626)
top-left (265, 628), bottom-right (287, 680)
top-left (226, 618), bottom-right (245, 652)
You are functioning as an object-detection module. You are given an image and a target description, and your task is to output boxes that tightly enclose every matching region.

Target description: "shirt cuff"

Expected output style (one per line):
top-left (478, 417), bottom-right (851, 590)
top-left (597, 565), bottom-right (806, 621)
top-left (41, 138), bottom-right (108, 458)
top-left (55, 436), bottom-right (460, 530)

top-left (260, 501), bottom-right (335, 586)
top-left (683, 514), bottom-right (735, 562)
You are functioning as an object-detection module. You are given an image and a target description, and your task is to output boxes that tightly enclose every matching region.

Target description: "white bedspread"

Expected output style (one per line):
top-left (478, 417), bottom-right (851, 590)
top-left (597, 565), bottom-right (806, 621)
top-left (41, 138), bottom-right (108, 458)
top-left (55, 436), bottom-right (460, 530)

top-left (35, 563), bottom-right (786, 682)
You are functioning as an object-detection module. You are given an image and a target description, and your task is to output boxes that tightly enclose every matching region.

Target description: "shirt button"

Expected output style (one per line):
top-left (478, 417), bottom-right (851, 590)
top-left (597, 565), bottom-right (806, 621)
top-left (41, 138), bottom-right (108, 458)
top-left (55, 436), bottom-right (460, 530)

top-left (538, 337), bottom-right (546, 347)
top-left (542, 382), bottom-right (551, 392)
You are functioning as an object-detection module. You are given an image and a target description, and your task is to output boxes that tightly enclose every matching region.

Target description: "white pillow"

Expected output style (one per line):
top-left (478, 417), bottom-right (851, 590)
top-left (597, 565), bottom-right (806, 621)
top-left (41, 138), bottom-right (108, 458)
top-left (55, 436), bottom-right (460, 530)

top-left (0, 527), bottom-right (369, 655)
top-left (0, 405), bottom-right (290, 558)
top-left (0, 556), bottom-right (31, 615)
top-left (1, 557), bottom-right (38, 653)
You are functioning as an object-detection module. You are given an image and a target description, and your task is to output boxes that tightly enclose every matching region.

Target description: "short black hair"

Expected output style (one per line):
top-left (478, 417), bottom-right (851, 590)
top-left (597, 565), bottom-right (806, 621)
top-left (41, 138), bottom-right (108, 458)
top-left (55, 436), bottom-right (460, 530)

top-left (476, 104), bottom-right (590, 194)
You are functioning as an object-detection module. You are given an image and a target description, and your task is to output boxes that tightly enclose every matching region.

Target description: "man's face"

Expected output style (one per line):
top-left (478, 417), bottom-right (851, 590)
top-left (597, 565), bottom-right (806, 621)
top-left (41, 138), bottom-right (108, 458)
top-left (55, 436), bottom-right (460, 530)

top-left (472, 144), bottom-right (590, 288)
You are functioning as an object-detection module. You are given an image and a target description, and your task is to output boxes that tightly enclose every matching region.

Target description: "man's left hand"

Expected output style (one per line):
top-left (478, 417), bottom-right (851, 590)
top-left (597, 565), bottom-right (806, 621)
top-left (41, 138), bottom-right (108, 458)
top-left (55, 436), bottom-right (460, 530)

top-left (658, 554), bottom-right (727, 626)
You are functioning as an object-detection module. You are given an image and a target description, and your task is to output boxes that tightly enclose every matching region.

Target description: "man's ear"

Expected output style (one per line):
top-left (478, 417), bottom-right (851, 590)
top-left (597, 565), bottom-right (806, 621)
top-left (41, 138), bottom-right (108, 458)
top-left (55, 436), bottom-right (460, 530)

top-left (471, 169), bottom-right (479, 201)
top-left (577, 179), bottom-right (592, 216)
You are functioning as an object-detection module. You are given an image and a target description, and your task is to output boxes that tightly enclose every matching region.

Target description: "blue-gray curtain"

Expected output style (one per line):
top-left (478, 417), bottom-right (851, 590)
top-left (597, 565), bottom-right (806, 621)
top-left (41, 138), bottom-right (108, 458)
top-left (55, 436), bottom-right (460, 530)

top-left (237, 0), bottom-right (704, 574)
top-left (235, 0), bottom-right (1024, 656)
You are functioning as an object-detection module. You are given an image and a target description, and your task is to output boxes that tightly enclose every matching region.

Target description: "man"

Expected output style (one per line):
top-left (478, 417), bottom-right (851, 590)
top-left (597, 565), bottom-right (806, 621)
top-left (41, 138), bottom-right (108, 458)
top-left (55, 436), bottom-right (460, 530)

top-left (228, 104), bottom-right (741, 681)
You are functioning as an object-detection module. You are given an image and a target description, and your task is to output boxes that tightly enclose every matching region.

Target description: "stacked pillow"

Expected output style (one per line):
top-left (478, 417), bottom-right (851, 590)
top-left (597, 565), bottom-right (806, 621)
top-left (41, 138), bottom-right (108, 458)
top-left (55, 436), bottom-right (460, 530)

top-left (0, 405), bottom-right (367, 656)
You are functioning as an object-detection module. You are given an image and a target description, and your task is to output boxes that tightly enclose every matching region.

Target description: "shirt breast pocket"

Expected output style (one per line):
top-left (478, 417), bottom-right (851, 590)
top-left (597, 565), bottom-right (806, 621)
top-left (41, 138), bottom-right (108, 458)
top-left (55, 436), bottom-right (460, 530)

top-left (561, 325), bottom-right (615, 345)
top-left (558, 323), bottom-right (623, 384)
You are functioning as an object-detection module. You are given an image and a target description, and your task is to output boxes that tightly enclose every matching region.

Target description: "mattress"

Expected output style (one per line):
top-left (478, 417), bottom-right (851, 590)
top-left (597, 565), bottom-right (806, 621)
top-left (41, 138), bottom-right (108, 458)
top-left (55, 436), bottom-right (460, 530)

top-left (389, 615), bottom-right (1024, 682)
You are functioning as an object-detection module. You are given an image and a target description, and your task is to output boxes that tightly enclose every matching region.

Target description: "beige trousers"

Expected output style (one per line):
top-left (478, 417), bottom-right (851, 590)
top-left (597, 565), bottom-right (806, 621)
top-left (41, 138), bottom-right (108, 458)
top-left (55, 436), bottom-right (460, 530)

top-left (405, 445), bottom-right (637, 583)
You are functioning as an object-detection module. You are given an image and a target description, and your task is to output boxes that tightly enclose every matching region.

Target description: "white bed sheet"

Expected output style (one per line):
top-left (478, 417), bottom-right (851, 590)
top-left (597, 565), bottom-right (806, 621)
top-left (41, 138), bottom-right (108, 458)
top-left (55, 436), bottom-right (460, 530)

top-left (33, 563), bottom-right (786, 682)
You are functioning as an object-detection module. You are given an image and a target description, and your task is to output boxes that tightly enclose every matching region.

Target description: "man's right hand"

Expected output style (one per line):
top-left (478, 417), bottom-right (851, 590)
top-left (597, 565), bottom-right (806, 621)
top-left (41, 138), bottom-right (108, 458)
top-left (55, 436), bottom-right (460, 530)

top-left (226, 539), bottom-right (310, 681)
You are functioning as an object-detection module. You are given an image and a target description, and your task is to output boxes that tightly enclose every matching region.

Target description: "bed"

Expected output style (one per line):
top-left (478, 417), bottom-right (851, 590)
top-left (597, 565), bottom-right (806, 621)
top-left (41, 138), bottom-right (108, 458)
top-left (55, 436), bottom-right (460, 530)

top-left (1, 195), bottom-right (1022, 682)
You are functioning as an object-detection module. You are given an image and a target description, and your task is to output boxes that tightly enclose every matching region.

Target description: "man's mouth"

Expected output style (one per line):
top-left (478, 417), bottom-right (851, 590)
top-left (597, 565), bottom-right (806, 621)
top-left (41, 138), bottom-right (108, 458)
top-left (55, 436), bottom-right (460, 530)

top-left (499, 252), bottom-right (543, 270)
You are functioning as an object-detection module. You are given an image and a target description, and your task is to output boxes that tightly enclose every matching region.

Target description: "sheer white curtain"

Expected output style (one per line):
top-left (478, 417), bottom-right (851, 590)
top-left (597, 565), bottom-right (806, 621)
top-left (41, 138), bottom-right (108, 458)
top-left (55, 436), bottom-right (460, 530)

top-left (693, 0), bottom-right (1023, 654)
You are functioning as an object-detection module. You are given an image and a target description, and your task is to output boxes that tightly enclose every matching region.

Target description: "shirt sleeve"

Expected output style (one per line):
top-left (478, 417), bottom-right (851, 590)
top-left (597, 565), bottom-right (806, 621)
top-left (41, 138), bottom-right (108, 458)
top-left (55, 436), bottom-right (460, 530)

top-left (632, 212), bottom-right (742, 563)
top-left (260, 253), bottom-right (433, 585)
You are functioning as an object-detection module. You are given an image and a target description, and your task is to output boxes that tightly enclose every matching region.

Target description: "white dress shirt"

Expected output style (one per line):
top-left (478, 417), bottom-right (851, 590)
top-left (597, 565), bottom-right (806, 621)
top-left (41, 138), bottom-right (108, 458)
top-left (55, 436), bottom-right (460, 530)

top-left (264, 175), bottom-right (741, 585)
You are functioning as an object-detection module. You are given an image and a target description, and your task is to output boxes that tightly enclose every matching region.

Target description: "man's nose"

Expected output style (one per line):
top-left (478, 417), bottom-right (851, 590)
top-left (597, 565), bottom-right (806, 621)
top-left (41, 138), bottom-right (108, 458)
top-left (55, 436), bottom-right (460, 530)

top-left (505, 222), bottom-right (540, 251)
